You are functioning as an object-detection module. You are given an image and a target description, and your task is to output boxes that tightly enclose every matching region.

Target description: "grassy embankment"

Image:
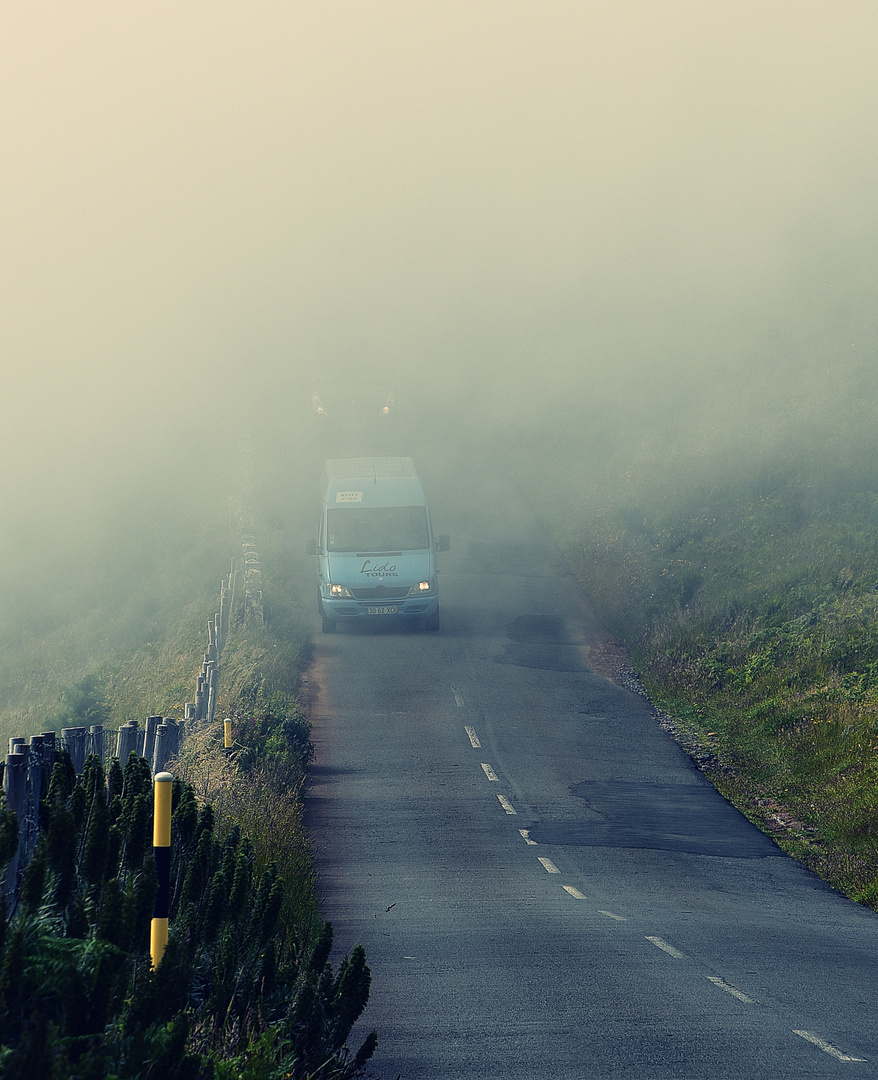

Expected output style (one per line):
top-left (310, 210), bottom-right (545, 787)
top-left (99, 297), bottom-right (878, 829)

top-left (0, 485), bottom-right (232, 748)
top-left (0, 447), bottom-right (309, 748)
top-left (521, 385), bottom-right (878, 907)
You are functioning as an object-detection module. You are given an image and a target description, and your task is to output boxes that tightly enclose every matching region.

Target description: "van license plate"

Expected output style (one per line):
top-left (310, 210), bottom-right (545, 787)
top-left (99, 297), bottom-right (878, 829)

top-left (367, 605), bottom-right (398, 615)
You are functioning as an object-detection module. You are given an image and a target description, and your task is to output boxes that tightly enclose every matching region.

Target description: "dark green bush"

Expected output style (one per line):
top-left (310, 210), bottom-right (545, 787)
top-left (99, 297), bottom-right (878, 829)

top-left (0, 749), bottom-right (375, 1079)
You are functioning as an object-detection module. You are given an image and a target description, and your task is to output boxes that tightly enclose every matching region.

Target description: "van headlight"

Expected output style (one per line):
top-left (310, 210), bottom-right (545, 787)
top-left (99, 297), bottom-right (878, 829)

top-left (410, 580), bottom-right (434, 595)
top-left (327, 583), bottom-right (353, 598)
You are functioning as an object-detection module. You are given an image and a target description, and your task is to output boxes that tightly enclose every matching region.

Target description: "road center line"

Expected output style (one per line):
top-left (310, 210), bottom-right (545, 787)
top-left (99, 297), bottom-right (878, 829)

top-left (707, 976), bottom-right (755, 1004)
top-left (793, 1030), bottom-right (866, 1062)
top-left (645, 936), bottom-right (685, 959)
top-left (538, 857), bottom-right (561, 874)
top-left (497, 794), bottom-right (517, 815)
top-left (562, 885), bottom-right (587, 899)
top-left (598, 910), bottom-right (627, 921)
top-left (481, 762), bottom-right (499, 781)
top-left (465, 726), bottom-right (481, 747)
top-left (519, 829), bottom-right (538, 845)
top-left (451, 687), bottom-right (465, 707)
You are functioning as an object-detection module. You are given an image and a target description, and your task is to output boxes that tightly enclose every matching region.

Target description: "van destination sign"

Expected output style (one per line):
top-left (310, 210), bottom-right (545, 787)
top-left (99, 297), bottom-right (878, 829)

top-left (360, 560), bottom-right (398, 577)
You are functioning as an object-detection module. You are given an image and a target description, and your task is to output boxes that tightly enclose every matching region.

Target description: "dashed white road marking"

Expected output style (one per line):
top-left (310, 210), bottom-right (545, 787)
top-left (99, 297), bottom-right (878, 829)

top-left (707, 976), bottom-right (755, 1004)
top-left (481, 763), bottom-right (499, 781)
top-left (645, 936), bottom-right (685, 959)
top-left (519, 829), bottom-right (538, 845)
top-left (464, 726), bottom-right (481, 747)
top-left (538, 857), bottom-right (561, 874)
top-left (497, 794), bottom-right (517, 815)
top-left (452, 687), bottom-right (465, 707)
top-left (598, 910), bottom-right (627, 921)
top-left (793, 1030), bottom-right (867, 1062)
top-left (562, 885), bottom-right (587, 899)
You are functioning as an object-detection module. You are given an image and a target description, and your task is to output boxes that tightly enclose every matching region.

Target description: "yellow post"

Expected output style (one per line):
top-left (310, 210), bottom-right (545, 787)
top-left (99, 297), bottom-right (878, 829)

top-left (150, 772), bottom-right (174, 969)
top-left (223, 718), bottom-right (232, 749)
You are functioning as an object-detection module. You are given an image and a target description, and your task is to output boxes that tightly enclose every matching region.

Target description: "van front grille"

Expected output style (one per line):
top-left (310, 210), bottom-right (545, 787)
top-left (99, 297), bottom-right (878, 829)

top-left (352, 585), bottom-right (410, 600)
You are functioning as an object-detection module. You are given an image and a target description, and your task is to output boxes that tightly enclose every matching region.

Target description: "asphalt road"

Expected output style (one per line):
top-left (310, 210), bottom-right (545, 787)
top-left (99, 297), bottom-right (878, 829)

top-left (302, 455), bottom-right (878, 1079)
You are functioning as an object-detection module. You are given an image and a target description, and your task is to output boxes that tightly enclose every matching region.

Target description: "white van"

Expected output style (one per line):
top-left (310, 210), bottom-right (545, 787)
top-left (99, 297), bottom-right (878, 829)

top-left (308, 457), bottom-right (449, 632)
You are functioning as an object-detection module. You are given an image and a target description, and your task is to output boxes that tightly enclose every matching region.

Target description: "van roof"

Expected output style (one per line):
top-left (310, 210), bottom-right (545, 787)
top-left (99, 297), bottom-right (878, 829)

top-left (323, 457), bottom-right (418, 481)
top-left (322, 457), bottom-right (426, 508)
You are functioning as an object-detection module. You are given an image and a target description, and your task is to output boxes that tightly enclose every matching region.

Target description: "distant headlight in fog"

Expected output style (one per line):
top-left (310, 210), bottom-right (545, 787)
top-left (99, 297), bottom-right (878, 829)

top-left (328, 583), bottom-right (353, 598)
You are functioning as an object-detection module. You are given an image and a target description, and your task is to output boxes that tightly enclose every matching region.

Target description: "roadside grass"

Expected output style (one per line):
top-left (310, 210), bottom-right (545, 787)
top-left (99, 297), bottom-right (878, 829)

top-left (171, 702), bottom-right (320, 958)
top-left (0, 464), bottom-right (310, 746)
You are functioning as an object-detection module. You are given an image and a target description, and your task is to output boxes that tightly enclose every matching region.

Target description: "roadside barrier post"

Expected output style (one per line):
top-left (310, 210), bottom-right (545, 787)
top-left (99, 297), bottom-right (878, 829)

top-left (150, 772), bottom-right (173, 969)
top-left (61, 727), bottom-right (86, 773)
top-left (3, 750), bottom-right (28, 914)
top-left (152, 723), bottom-right (169, 775)
top-left (195, 676), bottom-right (205, 723)
top-left (87, 725), bottom-right (104, 763)
top-left (116, 720), bottom-right (139, 765)
top-left (206, 661), bottom-right (217, 723)
top-left (26, 736), bottom-right (48, 859)
top-left (142, 715), bottom-right (162, 767)
top-left (223, 718), bottom-right (232, 751)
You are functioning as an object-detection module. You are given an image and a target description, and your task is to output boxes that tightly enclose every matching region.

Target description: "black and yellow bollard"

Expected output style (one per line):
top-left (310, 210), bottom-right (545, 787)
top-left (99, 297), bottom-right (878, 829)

top-left (150, 771), bottom-right (173, 969)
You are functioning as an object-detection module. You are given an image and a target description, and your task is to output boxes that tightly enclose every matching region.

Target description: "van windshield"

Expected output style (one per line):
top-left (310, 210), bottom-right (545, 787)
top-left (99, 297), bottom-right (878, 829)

top-left (327, 506), bottom-right (429, 552)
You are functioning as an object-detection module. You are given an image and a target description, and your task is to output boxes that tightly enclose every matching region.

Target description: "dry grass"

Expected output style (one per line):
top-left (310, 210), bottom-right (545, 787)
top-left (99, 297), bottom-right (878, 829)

top-left (170, 718), bottom-right (319, 944)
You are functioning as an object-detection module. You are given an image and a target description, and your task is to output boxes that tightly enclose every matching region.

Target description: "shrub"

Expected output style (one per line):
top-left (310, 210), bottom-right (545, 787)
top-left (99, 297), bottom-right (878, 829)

top-left (0, 746), bottom-right (376, 1079)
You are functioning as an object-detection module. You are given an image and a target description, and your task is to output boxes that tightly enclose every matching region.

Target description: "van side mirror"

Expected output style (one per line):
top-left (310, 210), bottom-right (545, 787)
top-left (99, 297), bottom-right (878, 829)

top-left (436, 534), bottom-right (451, 552)
top-left (305, 538), bottom-right (317, 557)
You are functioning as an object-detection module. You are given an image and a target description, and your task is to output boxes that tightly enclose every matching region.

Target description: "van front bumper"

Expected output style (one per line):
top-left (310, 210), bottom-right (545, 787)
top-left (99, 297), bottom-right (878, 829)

top-left (323, 596), bottom-right (439, 620)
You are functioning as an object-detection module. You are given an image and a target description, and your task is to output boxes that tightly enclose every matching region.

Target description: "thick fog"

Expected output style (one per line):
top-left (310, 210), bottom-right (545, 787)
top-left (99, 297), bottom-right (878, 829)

top-left (2, 2), bottom-right (877, 609)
